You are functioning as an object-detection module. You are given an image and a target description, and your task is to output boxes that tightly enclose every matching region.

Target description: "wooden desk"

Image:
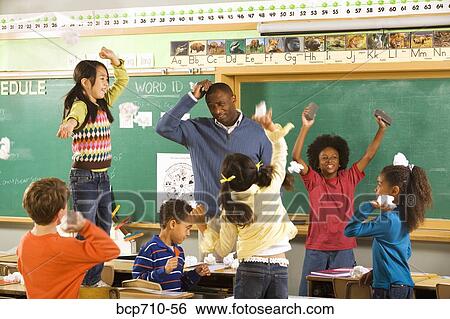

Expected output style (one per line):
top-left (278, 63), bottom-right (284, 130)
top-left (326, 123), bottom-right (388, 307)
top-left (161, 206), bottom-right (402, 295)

top-left (414, 277), bottom-right (450, 298)
top-left (209, 266), bottom-right (236, 276)
top-left (119, 287), bottom-right (194, 299)
top-left (106, 259), bottom-right (133, 274)
top-left (191, 264), bottom-right (236, 298)
top-left (306, 273), bottom-right (438, 298)
top-left (0, 255), bottom-right (18, 263)
top-left (306, 275), bottom-right (359, 298)
top-left (0, 277), bottom-right (26, 298)
top-left (414, 277), bottom-right (450, 289)
top-left (106, 259), bottom-right (237, 276)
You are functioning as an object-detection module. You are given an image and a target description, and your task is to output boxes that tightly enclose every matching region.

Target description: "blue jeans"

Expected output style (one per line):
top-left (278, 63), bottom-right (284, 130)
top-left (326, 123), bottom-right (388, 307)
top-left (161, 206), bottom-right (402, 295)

top-left (299, 249), bottom-right (356, 296)
top-left (372, 285), bottom-right (414, 299)
top-left (234, 262), bottom-right (288, 299)
top-left (70, 168), bottom-right (112, 286)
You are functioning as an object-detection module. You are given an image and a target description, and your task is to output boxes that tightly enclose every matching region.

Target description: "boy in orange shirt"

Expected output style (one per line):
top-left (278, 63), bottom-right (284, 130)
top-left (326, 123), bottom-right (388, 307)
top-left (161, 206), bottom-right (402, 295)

top-left (17, 178), bottom-right (120, 298)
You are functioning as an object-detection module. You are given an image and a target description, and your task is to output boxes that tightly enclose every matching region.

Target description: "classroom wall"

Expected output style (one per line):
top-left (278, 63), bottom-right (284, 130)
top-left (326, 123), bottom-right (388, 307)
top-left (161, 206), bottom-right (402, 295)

top-left (0, 30), bottom-right (259, 71)
top-left (1, 226), bottom-right (448, 295)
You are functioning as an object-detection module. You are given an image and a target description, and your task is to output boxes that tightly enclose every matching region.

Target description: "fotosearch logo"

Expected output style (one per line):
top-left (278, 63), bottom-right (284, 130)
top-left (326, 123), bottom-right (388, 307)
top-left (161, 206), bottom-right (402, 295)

top-left (73, 190), bottom-right (420, 224)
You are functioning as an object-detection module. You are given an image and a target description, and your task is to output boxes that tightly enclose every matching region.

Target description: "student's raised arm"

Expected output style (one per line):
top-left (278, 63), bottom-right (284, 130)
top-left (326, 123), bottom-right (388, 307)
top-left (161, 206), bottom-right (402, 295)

top-left (61, 216), bottom-right (120, 265)
top-left (356, 116), bottom-right (388, 173)
top-left (100, 47), bottom-right (129, 106)
top-left (292, 107), bottom-right (315, 175)
top-left (253, 109), bottom-right (293, 186)
top-left (156, 79), bottom-right (212, 146)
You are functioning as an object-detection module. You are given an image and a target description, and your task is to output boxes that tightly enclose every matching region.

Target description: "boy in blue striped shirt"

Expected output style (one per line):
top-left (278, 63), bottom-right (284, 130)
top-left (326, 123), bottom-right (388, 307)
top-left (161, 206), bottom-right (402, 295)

top-left (132, 199), bottom-right (210, 291)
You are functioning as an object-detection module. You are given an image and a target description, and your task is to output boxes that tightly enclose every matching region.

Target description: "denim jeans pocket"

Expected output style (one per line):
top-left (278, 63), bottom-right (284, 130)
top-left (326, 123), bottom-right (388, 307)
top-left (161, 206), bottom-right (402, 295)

top-left (70, 175), bottom-right (92, 185)
top-left (70, 169), bottom-right (93, 185)
top-left (235, 269), bottom-right (267, 299)
top-left (390, 285), bottom-right (412, 299)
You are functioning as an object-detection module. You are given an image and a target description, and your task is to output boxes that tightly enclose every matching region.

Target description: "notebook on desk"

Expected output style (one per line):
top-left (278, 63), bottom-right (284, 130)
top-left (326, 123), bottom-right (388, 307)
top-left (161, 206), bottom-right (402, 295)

top-left (0, 279), bottom-right (19, 286)
top-left (119, 287), bottom-right (193, 299)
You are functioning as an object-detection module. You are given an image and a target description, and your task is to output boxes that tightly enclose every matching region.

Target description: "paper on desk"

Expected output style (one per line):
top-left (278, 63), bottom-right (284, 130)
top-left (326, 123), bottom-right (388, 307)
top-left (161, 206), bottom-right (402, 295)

top-left (119, 287), bottom-right (186, 296)
top-left (207, 263), bottom-right (227, 272)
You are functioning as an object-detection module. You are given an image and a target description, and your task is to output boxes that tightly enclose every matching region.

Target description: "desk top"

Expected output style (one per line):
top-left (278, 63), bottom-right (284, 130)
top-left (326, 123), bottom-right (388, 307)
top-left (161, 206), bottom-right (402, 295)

top-left (414, 277), bottom-right (450, 289)
top-left (0, 255), bottom-right (18, 263)
top-left (0, 277), bottom-right (26, 297)
top-left (106, 259), bottom-right (237, 276)
top-left (306, 273), bottom-right (438, 283)
top-left (119, 287), bottom-right (194, 299)
top-left (105, 259), bottom-right (134, 273)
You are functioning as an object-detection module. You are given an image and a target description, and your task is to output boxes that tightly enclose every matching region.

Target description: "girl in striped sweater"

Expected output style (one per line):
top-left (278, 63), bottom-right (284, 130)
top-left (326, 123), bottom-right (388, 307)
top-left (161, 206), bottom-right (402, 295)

top-left (56, 47), bottom-right (128, 286)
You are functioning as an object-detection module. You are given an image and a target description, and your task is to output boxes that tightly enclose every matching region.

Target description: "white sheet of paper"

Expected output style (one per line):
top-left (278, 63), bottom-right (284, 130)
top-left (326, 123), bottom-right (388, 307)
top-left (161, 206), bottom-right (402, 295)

top-left (134, 112), bottom-right (153, 128)
top-left (119, 115), bottom-right (134, 129)
top-left (0, 137), bottom-right (11, 160)
top-left (156, 153), bottom-right (195, 211)
top-left (207, 263), bottom-right (227, 272)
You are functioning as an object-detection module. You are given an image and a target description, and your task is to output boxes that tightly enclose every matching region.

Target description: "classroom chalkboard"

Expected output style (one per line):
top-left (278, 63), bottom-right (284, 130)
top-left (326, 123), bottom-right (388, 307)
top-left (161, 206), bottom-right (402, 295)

top-left (0, 74), bottom-right (213, 222)
top-left (241, 78), bottom-right (450, 219)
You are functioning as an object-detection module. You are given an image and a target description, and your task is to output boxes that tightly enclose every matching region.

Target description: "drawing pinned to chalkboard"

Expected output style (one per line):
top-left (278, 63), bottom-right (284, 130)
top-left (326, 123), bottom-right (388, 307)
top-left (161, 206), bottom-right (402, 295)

top-left (119, 102), bottom-right (140, 128)
top-left (157, 153), bottom-right (195, 211)
top-left (134, 112), bottom-right (152, 128)
top-left (0, 137), bottom-right (11, 160)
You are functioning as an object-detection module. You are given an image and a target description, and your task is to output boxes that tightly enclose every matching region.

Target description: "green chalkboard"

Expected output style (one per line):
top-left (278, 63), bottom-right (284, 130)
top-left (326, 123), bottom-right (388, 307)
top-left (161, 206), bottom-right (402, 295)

top-left (241, 79), bottom-right (450, 219)
top-left (0, 74), bottom-right (213, 222)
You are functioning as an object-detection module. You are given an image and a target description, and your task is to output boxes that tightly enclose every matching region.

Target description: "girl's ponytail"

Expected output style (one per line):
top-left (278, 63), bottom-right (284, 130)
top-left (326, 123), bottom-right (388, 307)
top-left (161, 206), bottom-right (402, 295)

top-left (256, 166), bottom-right (273, 188)
top-left (219, 181), bottom-right (254, 227)
top-left (63, 82), bottom-right (83, 120)
top-left (405, 166), bottom-right (432, 232)
top-left (381, 165), bottom-right (432, 232)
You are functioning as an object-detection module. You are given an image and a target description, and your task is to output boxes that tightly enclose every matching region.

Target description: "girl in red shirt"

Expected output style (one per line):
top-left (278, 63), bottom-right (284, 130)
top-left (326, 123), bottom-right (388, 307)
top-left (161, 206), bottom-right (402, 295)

top-left (293, 105), bottom-right (388, 296)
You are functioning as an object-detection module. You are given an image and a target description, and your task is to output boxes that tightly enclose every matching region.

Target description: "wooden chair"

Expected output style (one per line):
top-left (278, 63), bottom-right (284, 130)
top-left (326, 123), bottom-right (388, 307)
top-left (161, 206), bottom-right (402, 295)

top-left (101, 264), bottom-right (115, 286)
top-left (0, 264), bottom-right (10, 276)
top-left (346, 281), bottom-right (372, 298)
top-left (79, 287), bottom-right (120, 299)
top-left (332, 278), bottom-right (352, 298)
top-left (436, 283), bottom-right (450, 299)
top-left (122, 278), bottom-right (162, 291)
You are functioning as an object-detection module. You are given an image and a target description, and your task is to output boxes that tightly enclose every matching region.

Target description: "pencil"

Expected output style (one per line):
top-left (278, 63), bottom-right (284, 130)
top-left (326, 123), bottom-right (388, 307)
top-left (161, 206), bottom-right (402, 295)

top-left (111, 204), bottom-right (121, 219)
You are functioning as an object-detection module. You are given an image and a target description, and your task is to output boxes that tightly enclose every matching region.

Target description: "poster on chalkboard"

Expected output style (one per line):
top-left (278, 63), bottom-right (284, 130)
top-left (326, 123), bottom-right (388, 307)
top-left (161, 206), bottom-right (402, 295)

top-left (156, 153), bottom-right (195, 215)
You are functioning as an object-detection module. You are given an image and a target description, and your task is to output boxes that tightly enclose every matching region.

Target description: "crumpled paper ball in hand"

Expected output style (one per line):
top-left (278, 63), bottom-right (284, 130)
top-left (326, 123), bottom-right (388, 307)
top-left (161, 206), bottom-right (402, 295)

top-left (223, 252), bottom-right (235, 268)
top-left (288, 161), bottom-right (304, 174)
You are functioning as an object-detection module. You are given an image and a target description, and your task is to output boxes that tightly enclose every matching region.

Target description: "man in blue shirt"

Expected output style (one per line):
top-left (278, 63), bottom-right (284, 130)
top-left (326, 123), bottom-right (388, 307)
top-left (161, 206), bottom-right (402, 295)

top-left (156, 80), bottom-right (272, 218)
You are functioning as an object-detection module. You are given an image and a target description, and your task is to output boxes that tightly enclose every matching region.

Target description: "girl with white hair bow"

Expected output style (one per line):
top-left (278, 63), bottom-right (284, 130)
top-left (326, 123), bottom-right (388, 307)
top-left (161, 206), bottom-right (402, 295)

top-left (345, 152), bottom-right (433, 299)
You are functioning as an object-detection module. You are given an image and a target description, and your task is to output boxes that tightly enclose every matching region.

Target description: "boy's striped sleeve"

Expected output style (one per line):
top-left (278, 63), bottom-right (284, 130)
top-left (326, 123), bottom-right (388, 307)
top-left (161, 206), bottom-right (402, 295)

top-left (132, 244), bottom-right (169, 282)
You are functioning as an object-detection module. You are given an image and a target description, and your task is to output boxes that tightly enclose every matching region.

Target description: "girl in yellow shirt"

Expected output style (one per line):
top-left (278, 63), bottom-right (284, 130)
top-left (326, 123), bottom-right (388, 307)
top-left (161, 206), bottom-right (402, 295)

top-left (198, 109), bottom-right (297, 299)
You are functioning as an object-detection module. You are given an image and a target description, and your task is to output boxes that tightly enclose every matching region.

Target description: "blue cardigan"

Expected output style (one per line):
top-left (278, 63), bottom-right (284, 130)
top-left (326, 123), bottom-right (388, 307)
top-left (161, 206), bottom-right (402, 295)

top-left (156, 93), bottom-right (272, 217)
top-left (345, 202), bottom-right (414, 289)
